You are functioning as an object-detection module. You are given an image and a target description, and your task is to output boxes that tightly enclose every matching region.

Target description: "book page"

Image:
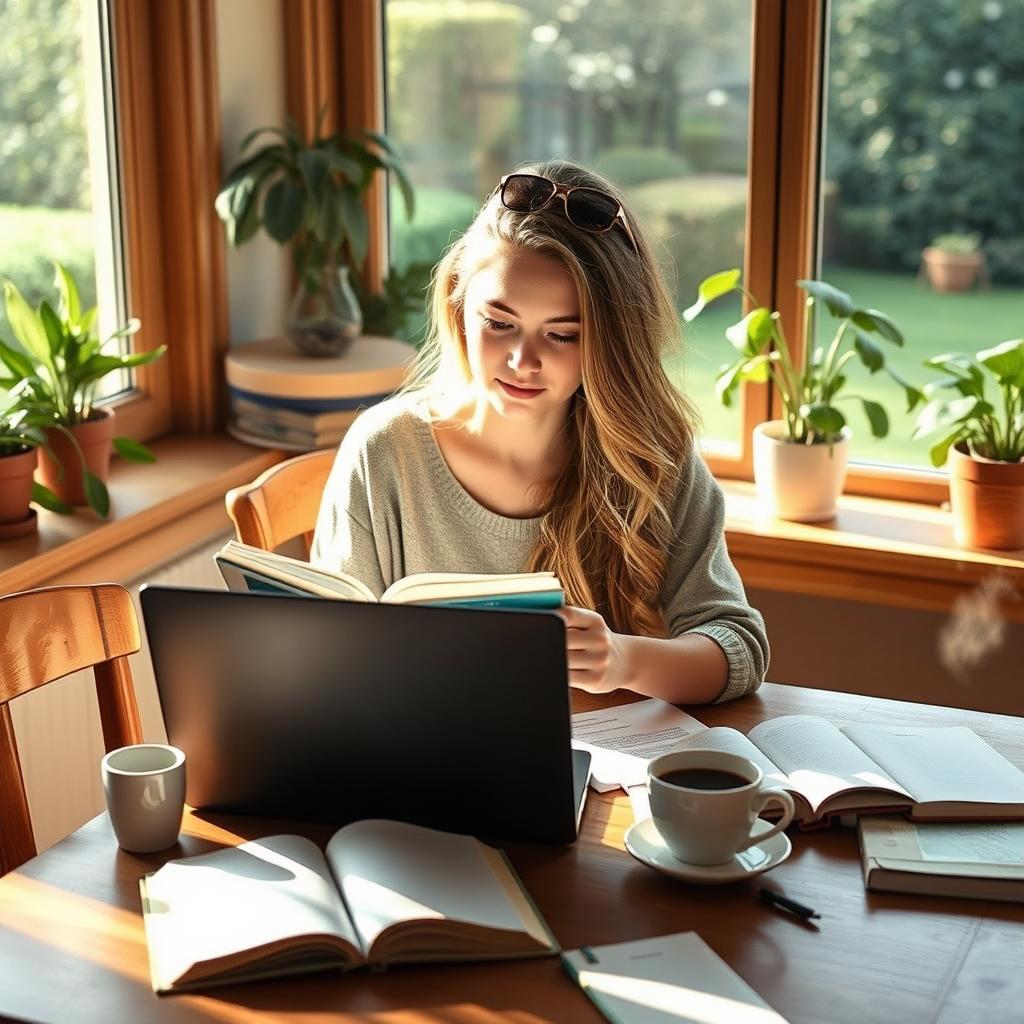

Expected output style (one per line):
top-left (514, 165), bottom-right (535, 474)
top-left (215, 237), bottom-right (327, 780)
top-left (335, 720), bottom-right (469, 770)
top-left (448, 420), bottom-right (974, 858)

top-left (749, 716), bottom-right (910, 816)
top-left (218, 541), bottom-right (376, 601)
top-left (563, 931), bottom-right (790, 1023)
top-left (842, 725), bottom-right (1024, 806)
top-left (381, 571), bottom-right (559, 604)
top-left (571, 699), bottom-right (707, 792)
top-left (141, 835), bottom-right (361, 991)
top-left (674, 727), bottom-right (786, 784)
top-left (326, 820), bottom-right (546, 960)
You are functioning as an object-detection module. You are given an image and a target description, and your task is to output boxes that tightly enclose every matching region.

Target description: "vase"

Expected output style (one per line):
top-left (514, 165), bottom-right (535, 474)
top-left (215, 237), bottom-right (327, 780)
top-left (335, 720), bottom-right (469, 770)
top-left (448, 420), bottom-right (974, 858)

top-left (0, 446), bottom-right (39, 538)
top-left (948, 442), bottom-right (1024, 550)
top-left (921, 247), bottom-right (984, 293)
top-left (752, 420), bottom-right (851, 522)
top-left (287, 265), bottom-right (362, 358)
top-left (36, 407), bottom-right (115, 506)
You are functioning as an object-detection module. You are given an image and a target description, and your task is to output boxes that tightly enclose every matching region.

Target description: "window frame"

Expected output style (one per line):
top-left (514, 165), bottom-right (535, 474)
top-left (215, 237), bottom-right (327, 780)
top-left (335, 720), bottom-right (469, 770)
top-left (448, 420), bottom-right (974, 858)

top-left (333, 0), bottom-right (948, 505)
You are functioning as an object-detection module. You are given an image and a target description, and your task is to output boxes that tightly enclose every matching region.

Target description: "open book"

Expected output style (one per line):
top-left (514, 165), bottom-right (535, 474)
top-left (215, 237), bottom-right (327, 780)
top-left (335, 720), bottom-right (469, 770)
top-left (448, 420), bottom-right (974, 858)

top-left (671, 716), bottom-right (1024, 828)
top-left (140, 819), bottom-right (557, 994)
top-left (216, 539), bottom-right (564, 609)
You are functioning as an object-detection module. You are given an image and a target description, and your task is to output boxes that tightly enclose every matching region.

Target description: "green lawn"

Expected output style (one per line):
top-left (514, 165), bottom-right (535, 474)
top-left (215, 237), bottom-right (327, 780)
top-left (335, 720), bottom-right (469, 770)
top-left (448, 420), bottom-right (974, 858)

top-left (669, 266), bottom-right (1024, 468)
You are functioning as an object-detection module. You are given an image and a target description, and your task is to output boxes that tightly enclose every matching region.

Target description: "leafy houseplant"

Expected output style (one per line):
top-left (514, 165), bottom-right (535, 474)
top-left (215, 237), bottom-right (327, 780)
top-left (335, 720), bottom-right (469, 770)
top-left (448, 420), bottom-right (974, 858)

top-left (1, 263), bottom-right (166, 517)
top-left (913, 337), bottom-right (1024, 549)
top-left (216, 111), bottom-right (415, 357)
top-left (921, 232), bottom-right (985, 293)
top-left (685, 269), bottom-right (919, 520)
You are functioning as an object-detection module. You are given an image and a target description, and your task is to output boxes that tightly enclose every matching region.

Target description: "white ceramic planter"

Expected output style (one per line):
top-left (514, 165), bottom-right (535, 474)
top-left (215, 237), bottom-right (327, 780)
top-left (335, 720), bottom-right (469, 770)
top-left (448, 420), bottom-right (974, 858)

top-left (752, 420), bottom-right (850, 522)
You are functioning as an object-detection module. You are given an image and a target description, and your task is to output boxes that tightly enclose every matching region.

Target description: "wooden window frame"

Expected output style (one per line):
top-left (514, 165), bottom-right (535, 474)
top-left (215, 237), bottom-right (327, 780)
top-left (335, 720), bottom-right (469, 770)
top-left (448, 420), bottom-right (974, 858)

top-left (107, 0), bottom-right (228, 442)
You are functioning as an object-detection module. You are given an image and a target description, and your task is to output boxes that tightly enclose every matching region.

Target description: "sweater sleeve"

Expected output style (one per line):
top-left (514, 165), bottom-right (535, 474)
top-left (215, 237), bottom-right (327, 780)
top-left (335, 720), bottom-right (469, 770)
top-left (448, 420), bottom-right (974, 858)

top-left (659, 444), bottom-right (769, 702)
top-left (310, 425), bottom-right (389, 600)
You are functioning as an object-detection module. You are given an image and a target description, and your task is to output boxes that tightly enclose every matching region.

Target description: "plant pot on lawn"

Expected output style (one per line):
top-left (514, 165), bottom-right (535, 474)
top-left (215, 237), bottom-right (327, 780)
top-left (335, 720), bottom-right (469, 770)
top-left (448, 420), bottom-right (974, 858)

top-left (36, 407), bottom-right (115, 507)
top-left (753, 421), bottom-right (851, 522)
top-left (0, 446), bottom-right (38, 538)
top-left (948, 443), bottom-right (1024, 550)
top-left (921, 247), bottom-right (985, 293)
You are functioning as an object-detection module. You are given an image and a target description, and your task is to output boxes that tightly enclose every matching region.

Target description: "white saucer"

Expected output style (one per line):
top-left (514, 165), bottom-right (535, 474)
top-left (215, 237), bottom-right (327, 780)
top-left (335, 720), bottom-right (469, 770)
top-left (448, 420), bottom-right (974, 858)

top-left (624, 816), bottom-right (791, 884)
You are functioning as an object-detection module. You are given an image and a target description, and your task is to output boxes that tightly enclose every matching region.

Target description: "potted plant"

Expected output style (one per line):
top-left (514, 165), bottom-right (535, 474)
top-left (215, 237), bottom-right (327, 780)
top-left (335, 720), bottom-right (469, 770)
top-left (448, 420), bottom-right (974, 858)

top-left (0, 384), bottom-right (75, 538)
top-left (921, 232), bottom-right (986, 293)
top-left (1, 263), bottom-right (166, 517)
top-left (913, 338), bottom-right (1024, 549)
top-left (215, 109), bottom-right (415, 357)
top-left (685, 269), bottom-right (920, 521)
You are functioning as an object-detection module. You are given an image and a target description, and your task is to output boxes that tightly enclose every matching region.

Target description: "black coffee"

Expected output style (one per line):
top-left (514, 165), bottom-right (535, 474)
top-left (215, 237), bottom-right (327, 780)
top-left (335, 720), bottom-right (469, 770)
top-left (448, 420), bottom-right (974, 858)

top-left (657, 768), bottom-right (749, 791)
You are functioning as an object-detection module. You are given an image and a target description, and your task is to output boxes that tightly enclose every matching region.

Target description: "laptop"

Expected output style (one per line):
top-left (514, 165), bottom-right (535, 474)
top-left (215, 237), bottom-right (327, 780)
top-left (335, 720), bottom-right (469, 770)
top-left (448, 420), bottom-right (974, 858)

top-left (139, 586), bottom-right (590, 844)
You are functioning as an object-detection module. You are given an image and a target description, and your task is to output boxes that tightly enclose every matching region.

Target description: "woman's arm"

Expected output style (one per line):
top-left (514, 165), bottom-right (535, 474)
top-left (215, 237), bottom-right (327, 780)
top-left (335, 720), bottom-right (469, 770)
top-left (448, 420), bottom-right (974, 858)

top-left (559, 605), bottom-right (729, 703)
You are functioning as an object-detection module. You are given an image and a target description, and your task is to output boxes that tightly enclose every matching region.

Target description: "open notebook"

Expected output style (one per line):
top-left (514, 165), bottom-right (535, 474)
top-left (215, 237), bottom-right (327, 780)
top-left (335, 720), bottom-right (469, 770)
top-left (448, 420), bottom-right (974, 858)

top-left (140, 820), bottom-right (557, 993)
top-left (672, 716), bottom-right (1024, 828)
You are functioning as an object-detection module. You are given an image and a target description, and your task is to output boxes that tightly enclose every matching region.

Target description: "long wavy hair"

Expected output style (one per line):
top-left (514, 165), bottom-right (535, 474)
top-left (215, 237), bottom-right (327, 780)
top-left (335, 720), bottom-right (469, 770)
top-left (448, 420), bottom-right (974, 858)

top-left (408, 159), bottom-right (698, 636)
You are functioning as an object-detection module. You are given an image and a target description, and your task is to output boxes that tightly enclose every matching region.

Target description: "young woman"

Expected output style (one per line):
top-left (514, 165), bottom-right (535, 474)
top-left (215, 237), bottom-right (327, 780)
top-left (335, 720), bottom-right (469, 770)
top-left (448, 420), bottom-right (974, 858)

top-left (312, 160), bottom-right (768, 704)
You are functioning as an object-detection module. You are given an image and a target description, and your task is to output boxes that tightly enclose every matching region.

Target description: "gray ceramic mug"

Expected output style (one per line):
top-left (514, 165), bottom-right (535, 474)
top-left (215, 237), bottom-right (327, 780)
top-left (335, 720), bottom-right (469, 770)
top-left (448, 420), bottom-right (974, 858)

top-left (101, 744), bottom-right (186, 853)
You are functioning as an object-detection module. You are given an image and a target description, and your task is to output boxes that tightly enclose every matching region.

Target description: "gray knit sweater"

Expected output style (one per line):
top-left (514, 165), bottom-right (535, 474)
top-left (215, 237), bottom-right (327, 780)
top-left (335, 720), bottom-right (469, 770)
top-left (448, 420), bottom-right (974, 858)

top-left (311, 395), bottom-right (768, 702)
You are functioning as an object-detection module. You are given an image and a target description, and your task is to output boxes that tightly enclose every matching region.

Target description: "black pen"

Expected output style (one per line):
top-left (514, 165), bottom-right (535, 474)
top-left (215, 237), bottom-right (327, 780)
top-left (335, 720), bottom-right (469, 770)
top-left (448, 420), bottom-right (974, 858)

top-left (758, 887), bottom-right (821, 921)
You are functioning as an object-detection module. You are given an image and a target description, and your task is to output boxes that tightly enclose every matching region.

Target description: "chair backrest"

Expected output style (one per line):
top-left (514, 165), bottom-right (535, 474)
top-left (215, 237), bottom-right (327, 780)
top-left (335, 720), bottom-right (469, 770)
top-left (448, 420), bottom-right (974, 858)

top-left (0, 584), bottom-right (143, 874)
top-left (225, 448), bottom-right (335, 555)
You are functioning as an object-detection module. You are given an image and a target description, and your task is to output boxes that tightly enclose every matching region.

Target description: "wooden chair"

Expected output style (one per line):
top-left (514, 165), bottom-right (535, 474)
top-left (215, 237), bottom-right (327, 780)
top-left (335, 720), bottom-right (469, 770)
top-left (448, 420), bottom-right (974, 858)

top-left (0, 584), bottom-right (143, 874)
top-left (225, 449), bottom-right (335, 556)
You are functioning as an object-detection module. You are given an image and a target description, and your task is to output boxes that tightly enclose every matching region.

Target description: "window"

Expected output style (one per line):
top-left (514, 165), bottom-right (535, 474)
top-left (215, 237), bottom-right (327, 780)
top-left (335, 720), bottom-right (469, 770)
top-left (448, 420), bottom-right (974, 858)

top-left (383, 0), bottom-right (756, 454)
top-left (0, 0), bottom-right (130, 401)
top-left (819, 1), bottom-right (1024, 474)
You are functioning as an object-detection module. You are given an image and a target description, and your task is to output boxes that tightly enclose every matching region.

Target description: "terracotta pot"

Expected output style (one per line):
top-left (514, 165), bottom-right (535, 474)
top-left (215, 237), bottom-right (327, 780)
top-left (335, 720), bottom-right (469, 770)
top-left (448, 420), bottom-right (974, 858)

top-left (36, 407), bottom-right (115, 506)
top-left (0, 446), bottom-right (39, 537)
top-left (921, 247), bottom-right (984, 293)
top-left (948, 442), bottom-right (1024, 550)
top-left (752, 420), bottom-right (850, 522)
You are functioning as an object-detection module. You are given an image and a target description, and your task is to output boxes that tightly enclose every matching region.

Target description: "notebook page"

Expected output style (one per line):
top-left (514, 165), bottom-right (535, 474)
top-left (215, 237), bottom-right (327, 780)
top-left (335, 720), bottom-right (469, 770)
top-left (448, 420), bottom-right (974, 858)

top-left (562, 931), bottom-right (789, 1024)
top-left (842, 725), bottom-right (1024, 805)
top-left (674, 727), bottom-right (786, 783)
top-left (748, 716), bottom-right (910, 815)
top-left (326, 820), bottom-right (531, 954)
top-left (141, 835), bottom-right (360, 989)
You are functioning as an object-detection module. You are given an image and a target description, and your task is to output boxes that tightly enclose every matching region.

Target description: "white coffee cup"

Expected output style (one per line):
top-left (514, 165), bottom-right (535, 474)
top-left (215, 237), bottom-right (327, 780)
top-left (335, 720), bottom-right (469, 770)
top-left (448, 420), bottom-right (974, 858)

top-left (647, 748), bottom-right (795, 866)
top-left (101, 744), bottom-right (186, 854)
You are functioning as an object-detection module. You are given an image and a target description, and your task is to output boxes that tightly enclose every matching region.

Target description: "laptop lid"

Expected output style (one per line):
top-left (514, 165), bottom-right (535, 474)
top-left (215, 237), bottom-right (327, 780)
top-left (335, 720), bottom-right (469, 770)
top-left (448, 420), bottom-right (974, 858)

top-left (140, 586), bottom-right (587, 844)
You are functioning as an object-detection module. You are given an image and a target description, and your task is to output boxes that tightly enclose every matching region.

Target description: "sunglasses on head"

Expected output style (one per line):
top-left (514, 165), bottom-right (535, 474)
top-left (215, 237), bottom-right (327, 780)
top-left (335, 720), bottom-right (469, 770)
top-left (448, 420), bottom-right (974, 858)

top-left (497, 173), bottom-right (639, 256)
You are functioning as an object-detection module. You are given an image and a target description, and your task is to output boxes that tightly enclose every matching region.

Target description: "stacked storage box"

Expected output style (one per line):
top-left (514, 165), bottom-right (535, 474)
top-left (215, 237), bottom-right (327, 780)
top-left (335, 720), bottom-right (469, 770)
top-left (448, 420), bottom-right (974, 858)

top-left (225, 335), bottom-right (413, 451)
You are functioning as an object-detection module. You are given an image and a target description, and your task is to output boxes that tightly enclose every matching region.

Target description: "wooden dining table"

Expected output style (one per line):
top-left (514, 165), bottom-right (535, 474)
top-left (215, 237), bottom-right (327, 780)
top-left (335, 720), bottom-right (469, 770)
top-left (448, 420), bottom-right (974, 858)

top-left (0, 682), bottom-right (1022, 1024)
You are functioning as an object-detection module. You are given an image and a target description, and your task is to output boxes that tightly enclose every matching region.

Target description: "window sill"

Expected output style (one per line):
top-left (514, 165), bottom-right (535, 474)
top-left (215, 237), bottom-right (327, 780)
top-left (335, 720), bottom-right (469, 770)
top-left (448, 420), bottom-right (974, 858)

top-left (721, 479), bottom-right (1024, 621)
top-left (0, 435), bottom-right (285, 594)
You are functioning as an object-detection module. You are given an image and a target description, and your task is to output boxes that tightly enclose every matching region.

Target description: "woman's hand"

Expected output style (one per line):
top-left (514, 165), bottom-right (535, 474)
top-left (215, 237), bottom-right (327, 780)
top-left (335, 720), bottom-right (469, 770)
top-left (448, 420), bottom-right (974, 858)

top-left (555, 605), bottom-right (630, 694)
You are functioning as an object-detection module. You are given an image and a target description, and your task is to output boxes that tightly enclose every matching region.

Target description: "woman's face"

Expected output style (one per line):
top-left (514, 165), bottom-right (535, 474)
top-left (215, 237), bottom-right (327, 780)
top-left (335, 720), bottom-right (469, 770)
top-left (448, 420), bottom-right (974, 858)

top-left (462, 245), bottom-right (583, 422)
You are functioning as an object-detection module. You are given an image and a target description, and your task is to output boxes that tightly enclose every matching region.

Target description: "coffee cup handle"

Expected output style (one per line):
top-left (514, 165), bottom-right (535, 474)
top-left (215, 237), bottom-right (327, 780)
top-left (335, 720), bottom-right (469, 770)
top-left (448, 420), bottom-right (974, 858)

top-left (735, 787), bottom-right (796, 852)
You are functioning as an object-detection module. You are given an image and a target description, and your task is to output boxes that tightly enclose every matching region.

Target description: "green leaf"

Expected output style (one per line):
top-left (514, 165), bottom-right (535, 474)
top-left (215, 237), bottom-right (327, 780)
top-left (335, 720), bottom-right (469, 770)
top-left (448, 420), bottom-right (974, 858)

top-left (386, 158), bottom-right (416, 222)
top-left (977, 337), bottom-right (1024, 386)
top-left (362, 129), bottom-right (404, 161)
top-left (800, 402), bottom-right (846, 436)
top-left (83, 470), bottom-right (110, 518)
top-left (297, 148), bottom-right (330, 197)
top-left (851, 307), bottom-right (903, 345)
top-left (683, 269), bottom-right (741, 322)
top-left (924, 352), bottom-right (975, 375)
top-left (338, 186), bottom-right (369, 267)
top-left (860, 398), bottom-right (889, 438)
top-left (797, 279), bottom-right (855, 318)
top-left (929, 429), bottom-right (964, 468)
top-left (263, 179), bottom-right (306, 244)
top-left (238, 125), bottom-right (295, 154)
top-left (38, 301), bottom-right (65, 357)
top-left (31, 481), bottom-right (72, 515)
top-left (724, 307), bottom-right (773, 356)
top-left (3, 280), bottom-right (50, 364)
top-left (913, 396), bottom-right (988, 438)
top-left (852, 328), bottom-right (884, 373)
top-left (324, 147), bottom-right (364, 183)
top-left (54, 262), bottom-right (81, 326)
top-left (738, 353), bottom-right (772, 383)
top-left (113, 436), bottom-right (157, 463)
top-left (714, 361), bottom-right (744, 408)
top-left (0, 339), bottom-right (35, 379)
top-left (104, 317), bottom-right (143, 341)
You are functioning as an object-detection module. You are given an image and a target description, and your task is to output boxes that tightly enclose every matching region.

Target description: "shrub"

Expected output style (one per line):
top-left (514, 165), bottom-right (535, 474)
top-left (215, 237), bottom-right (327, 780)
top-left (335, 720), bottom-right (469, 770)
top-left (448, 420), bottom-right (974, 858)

top-left (629, 175), bottom-right (746, 303)
top-left (593, 146), bottom-right (692, 188)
